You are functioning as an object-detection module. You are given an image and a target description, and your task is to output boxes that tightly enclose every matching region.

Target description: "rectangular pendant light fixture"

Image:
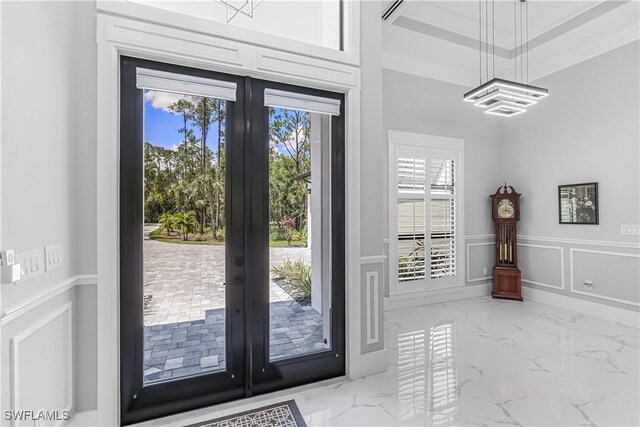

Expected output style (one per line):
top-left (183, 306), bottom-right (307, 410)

top-left (484, 100), bottom-right (527, 117)
top-left (473, 88), bottom-right (538, 108)
top-left (463, 0), bottom-right (549, 117)
top-left (464, 78), bottom-right (548, 103)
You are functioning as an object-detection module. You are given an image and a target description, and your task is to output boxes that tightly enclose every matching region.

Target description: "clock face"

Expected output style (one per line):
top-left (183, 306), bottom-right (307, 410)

top-left (497, 199), bottom-right (515, 219)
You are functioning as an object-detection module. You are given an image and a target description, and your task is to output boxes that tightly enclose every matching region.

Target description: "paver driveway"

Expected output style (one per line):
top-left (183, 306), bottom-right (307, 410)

top-left (142, 239), bottom-right (326, 382)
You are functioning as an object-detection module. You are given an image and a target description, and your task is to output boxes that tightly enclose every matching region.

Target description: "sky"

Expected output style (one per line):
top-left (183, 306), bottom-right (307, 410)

top-left (144, 90), bottom-right (209, 150)
top-left (144, 89), bottom-right (299, 154)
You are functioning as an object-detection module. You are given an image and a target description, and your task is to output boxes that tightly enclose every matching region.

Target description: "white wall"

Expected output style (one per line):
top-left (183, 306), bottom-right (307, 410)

top-left (1, 0), bottom-right (76, 308)
top-left (502, 41), bottom-right (639, 244)
top-left (74, 2), bottom-right (98, 276)
top-left (380, 41), bottom-right (639, 311)
top-left (502, 41), bottom-right (640, 309)
top-left (129, 0), bottom-right (341, 50)
top-left (382, 69), bottom-right (504, 294)
top-left (1, 0), bottom-right (98, 418)
top-left (359, 1), bottom-right (386, 354)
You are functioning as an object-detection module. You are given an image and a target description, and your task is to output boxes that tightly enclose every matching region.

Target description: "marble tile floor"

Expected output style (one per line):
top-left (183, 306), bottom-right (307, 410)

top-left (135, 296), bottom-right (639, 427)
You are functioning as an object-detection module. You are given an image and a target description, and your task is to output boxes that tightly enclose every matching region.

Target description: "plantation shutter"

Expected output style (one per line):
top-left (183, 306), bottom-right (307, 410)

top-left (396, 149), bottom-right (428, 283)
top-left (429, 157), bottom-right (456, 278)
top-left (392, 145), bottom-right (459, 289)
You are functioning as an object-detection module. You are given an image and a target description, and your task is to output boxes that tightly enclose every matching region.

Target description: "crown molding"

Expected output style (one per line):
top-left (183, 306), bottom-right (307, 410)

top-left (529, 24), bottom-right (639, 82)
top-left (382, 51), bottom-right (476, 87)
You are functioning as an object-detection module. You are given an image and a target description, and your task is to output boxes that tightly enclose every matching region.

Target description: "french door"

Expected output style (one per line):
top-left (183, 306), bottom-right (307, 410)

top-left (120, 57), bottom-right (345, 425)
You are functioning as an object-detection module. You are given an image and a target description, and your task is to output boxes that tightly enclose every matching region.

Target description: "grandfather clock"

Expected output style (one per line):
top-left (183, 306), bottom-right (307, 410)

top-left (490, 185), bottom-right (522, 301)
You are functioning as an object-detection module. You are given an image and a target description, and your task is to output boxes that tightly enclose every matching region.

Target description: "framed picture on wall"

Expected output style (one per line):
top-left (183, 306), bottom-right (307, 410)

top-left (558, 182), bottom-right (599, 224)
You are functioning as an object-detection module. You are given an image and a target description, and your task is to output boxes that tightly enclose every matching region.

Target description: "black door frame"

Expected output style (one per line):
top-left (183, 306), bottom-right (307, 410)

top-left (120, 57), bottom-right (247, 425)
top-left (247, 78), bottom-right (346, 396)
top-left (120, 57), bottom-right (345, 425)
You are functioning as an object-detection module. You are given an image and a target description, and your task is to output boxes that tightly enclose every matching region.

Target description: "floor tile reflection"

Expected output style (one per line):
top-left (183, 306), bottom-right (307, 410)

top-left (138, 296), bottom-right (639, 427)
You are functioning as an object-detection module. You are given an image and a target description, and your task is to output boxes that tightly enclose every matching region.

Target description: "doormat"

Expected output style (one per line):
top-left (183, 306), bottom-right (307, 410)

top-left (185, 400), bottom-right (307, 427)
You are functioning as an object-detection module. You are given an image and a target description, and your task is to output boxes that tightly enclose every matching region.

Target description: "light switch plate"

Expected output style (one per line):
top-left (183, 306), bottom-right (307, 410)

top-left (45, 243), bottom-right (63, 272)
top-left (620, 224), bottom-right (640, 235)
top-left (15, 248), bottom-right (45, 283)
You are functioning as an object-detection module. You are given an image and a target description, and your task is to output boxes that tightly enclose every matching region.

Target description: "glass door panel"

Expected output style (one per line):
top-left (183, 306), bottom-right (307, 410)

top-left (121, 61), bottom-right (345, 424)
top-left (120, 57), bottom-right (246, 425)
top-left (142, 92), bottom-right (228, 383)
top-left (267, 108), bottom-right (332, 361)
top-left (247, 79), bottom-right (345, 396)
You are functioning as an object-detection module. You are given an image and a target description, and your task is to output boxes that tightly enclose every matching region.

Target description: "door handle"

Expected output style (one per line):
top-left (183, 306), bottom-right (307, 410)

top-left (233, 275), bottom-right (244, 285)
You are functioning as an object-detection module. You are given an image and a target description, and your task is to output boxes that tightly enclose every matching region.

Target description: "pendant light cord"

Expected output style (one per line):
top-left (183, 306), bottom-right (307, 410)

top-left (485, 0), bottom-right (488, 84)
top-left (514, 0), bottom-right (517, 82)
top-left (520, 0), bottom-right (523, 84)
top-left (479, 0), bottom-right (482, 84)
top-left (492, 0), bottom-right (495, 79)
top-left (526, 0), bottom-right (529, 84)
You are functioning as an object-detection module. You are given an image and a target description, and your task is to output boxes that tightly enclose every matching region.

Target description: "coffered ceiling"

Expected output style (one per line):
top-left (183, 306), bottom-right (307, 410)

top-left (382, 0), bottom-right (640, 86)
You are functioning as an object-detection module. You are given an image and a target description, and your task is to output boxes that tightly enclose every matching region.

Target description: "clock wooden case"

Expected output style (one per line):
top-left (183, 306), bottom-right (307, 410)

top-left (490, 185), bottom-right (523, 301)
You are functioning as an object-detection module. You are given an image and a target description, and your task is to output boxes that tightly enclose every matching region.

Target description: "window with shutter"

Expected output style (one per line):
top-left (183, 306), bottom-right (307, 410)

top-left (389, 131), bottom-right (464, 295)
top-left (430, 159), bottom-right (456, 279)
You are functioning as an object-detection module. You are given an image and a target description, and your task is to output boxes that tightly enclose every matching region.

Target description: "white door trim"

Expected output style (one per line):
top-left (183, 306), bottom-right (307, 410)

top-left (96, 11), bottom-right (363, 425)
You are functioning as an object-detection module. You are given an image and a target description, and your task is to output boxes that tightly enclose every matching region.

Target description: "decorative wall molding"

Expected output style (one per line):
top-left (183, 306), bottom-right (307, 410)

top-left (360, 255), bottom-right (387, 265)
top-left (529, 24), bottom-right (640, 82)
top-left (0, 274), bottom-right (97, 326)
top-left (383, 2), bottom-right (639, 88)
top-left (518, 234), bottom-right (640, 249)
top-left (569, 248), bottom-right (640, 308)
top-left (465, 234), bottom-right (639, 247)
top-left (256, 48), bottom-right (357, 88)
top-left (464, 234), bottom-right (494, 240)
top-left (97, 0), bottom-right (360, 67)
top-left (99, 14), bottom-right (358, 93)
top-left (384, 283), bottom-right (490, 311)
top-left (365, 271), bottom-right (379, 345)
top-left (466, 242), bottom-right (493, 283)
top-left (522, 286), bottom-right (639, 328)
top-left (518, 244), bottom-right (565, 290)
top-left (10, 302), bottom-right (74, 422)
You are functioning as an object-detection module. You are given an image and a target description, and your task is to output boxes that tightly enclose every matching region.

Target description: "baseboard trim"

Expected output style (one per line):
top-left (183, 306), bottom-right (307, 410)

top-left (0, 274), bottom-right (98, 326)
top-left (384, 283), bottom-right (491, 311)
top-left (348, 348), bottom-right (388, 378)
top-left (522, 286), bottom-right (639, 328)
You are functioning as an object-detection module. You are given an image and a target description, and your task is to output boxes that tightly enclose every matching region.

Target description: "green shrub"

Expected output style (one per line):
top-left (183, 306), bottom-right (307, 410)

top-left (271, 259), bottom-right (311, 301)
top-left (215, 228), bottom-right (225, 241)
top-left (270, 226), bottom-right (287, 241)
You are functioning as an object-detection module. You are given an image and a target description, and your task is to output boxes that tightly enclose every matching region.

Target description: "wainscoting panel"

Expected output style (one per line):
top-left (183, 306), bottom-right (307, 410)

top-left (466, 242), bottom-right (493, 283)
top-left (517, 236), bottom-right (640, 310)
top-left (360, 259), bottom-right (385, 354)
top-left (518, 244), bottom-right (565, 290)
top-left (10, 302), bottom-right (73, 425)
top-left (570, 249), bottom-right (640, 307)
top-left (1, 275), bottom-right (98, 424)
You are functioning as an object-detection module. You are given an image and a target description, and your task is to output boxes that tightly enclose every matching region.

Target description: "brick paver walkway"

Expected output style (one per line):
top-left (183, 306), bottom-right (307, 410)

top-left (143, 239), bottom-right (326, 383)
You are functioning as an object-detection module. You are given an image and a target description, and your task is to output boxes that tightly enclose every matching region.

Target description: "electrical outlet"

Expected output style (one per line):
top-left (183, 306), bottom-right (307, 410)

top-left (583, 280), bottom-right (593, 290)
top-left (44, 244), bottom-right (63, 272)
top-left (483, 267), bottom-right (488, 276)
top-left (620, 224), bottom-right (640, 235)
top-left (1, 249), bottom-right (16, 266)
top-left (15, 248), bottom-right (45, 283)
